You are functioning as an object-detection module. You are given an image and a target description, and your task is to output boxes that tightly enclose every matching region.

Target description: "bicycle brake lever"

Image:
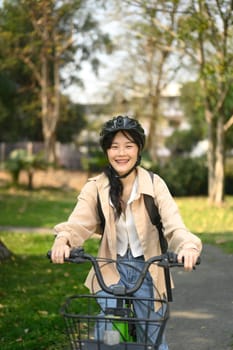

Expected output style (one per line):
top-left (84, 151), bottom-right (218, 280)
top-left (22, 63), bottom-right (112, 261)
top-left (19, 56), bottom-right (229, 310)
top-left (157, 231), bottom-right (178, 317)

top-left (158, 252), bottom-right (201, 268)
top-left (47, 250), bottom-right (52, 260)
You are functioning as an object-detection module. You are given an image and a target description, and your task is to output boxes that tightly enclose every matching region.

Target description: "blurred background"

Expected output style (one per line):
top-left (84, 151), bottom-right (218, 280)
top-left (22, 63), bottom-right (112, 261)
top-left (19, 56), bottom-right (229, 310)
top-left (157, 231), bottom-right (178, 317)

top-left (0, 0), bottom-right (233, 201)
top-left (1, 2), bottom-right (233, 349)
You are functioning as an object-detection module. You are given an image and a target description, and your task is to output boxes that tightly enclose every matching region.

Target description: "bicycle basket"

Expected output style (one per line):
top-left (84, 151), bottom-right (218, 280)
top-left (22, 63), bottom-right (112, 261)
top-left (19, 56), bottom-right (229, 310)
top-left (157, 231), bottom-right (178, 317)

top-left (60, 294), bottom-right (169, 350)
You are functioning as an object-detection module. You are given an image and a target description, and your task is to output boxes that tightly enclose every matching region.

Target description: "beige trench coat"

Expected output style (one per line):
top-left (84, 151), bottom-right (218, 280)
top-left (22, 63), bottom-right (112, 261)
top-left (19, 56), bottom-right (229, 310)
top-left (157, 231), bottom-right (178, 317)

top-left (54, 166), bottom-right (202, 303)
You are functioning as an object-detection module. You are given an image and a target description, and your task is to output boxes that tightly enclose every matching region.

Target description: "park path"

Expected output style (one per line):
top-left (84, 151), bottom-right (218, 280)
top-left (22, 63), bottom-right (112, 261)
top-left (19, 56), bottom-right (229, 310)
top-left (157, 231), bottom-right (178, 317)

top-left (0, 225), bottom-right (51, 234)
top-left (167, 244), bottom-right (233, 350)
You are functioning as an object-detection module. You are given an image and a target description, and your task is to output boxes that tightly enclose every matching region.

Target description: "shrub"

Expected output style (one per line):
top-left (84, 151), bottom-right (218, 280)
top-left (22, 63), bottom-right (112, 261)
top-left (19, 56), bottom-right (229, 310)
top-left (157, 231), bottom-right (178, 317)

top-left (151, 157), bottom-right (208, 196)
top-left (5, 148), bottom-right (47, 189)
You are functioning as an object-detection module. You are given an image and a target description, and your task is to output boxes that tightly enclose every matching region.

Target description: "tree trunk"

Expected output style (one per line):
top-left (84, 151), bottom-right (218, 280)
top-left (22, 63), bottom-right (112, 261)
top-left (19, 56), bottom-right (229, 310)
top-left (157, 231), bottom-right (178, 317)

top-left (41, 56), bottom-right (60, 164)
top-left (206, 116), bottom-right (215, 200)
top-left (211, 115), bottom-right (225, 204)
top-left (147, 97), bottom-right (160, 162)
top-left (0, 240), bottom-right (12, 261)
top-left (27, 170), bottom-right (34, 190)
top-left (207, 112), bottom-right (225, 205)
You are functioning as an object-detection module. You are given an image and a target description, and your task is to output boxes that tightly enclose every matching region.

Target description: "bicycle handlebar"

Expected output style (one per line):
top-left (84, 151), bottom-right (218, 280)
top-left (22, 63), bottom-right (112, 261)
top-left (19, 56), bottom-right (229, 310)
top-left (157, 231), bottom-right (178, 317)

top-left (47, 248), bottom-right (200, 297)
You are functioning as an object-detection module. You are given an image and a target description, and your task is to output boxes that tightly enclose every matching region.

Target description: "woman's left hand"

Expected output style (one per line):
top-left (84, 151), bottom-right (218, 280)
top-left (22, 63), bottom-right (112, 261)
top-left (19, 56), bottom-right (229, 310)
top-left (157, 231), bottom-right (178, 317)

top-left (177, 247), bottom-right (200, 271)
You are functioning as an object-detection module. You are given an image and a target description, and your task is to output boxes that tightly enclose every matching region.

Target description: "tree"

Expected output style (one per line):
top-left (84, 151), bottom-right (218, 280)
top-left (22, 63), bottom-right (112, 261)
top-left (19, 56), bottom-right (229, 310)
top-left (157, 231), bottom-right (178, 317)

top-left (103, 0), bottom-right (187, 162)
top-left (166, 80), bottom-right (207, 156)
top-left (177, 0), bottom-right (233, 204)
top-left (0, 0), bottom-right (112, 163)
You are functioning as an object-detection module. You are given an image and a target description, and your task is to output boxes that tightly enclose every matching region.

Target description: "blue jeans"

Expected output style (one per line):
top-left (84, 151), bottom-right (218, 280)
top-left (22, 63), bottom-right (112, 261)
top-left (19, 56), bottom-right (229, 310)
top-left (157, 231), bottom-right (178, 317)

top-left (95, 249), bottom-right (169, 349)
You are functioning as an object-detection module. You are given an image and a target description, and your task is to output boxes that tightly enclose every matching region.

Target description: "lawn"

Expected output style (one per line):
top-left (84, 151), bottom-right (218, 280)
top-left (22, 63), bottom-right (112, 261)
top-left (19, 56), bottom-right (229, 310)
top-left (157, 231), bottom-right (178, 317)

top-left (0, 233), bottom-right (98, 350)
top-left (175, 196), bottom-right (233, 254)
top-left (0, 188), bottom-right (75, 228)
top-left (0, 188), bottom-right (233, 349)
top-left (0, 187), bottom-right (233, 253)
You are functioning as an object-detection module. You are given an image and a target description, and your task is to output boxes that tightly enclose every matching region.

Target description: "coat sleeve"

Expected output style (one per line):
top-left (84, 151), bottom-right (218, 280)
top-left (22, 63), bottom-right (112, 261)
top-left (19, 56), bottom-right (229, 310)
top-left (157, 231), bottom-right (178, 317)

top-left (153, 174), bottom-right (202, 253)
top-left (53, 180), bottom-right (102, 247)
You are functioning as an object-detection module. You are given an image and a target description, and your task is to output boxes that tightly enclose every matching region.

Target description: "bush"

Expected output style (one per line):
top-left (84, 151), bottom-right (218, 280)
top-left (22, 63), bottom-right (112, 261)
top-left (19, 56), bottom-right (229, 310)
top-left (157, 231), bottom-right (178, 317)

top-left (5, 149), bottom-right (26, 184)
top-left (81, 146), bottom-right (107, 173)
top-left (5, 148), bottom-right (47, 189)
top-left (151, 157), bottom-right (208, 196)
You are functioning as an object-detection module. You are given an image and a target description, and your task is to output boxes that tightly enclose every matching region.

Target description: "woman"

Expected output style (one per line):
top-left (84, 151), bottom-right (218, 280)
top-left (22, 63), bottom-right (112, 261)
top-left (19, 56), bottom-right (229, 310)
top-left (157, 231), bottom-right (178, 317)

top-left (51, 115), bottom-right (202, 349)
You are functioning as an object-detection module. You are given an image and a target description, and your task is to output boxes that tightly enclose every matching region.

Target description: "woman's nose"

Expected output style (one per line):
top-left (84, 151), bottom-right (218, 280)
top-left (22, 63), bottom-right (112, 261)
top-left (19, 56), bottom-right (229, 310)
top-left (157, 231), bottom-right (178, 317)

top-left (118, 147), bottom-right (126, 155)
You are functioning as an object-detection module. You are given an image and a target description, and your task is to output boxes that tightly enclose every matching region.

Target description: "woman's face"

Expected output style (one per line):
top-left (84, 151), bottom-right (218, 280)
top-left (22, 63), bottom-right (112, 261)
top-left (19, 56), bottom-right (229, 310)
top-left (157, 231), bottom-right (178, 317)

top-left (106, 131), bottom-right (139, 176)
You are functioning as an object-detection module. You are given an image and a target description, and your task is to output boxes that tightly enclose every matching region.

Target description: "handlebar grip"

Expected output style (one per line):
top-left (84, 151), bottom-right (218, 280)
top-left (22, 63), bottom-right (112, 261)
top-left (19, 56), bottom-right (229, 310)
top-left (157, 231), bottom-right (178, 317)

top-left (182, 255), bottom-right (201, 266)
top-left (47, 250), bottom-right (52, 260)
top-left (158, 252), bottom-right (201, 268)
top-left (167, 251), bottom-right (201, 265)
top-left (46, 247), bottom-right (86, 263)
top-left (196, 256), bottom-right (201, 265)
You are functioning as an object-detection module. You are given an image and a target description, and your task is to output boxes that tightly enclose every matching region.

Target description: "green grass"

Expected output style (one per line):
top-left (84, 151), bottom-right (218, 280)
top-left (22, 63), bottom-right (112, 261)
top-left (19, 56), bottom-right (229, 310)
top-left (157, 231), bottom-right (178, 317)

top-left (0, 188), bottom-right (233, 349)
top-left (176, 196), bottom-right (233, 235)
top-left (175, 196), bottom-right (233, 254)
top-left (0, 188), bottom-right (76, 228)
top-left (0, 233), bottom-right (99, 350)
top-left (1, 188), bottom-right (233, 253)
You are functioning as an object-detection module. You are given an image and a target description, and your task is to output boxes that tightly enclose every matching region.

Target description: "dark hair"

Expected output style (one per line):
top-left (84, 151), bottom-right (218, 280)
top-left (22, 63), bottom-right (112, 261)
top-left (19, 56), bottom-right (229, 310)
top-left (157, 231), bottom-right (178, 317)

top-left (101, 129), bottom-right (142, 153)
top-left (100, 115), bottom-right (145, 151)
top-left (103, 129), bottom-right (141, 217)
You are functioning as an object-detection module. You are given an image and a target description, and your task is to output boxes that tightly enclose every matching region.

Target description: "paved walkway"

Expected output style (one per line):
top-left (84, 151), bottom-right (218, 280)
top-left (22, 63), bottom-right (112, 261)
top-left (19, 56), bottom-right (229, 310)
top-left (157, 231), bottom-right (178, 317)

top-left (0, 225), bottom-right (51, 234)
top-left (167, 244), bottom-right (233, 350)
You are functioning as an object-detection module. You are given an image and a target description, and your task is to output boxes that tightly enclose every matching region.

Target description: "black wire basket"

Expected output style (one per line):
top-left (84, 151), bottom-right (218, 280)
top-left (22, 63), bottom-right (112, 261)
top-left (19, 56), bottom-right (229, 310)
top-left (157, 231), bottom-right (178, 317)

top-left (60, 294), bottom-right (169, 350)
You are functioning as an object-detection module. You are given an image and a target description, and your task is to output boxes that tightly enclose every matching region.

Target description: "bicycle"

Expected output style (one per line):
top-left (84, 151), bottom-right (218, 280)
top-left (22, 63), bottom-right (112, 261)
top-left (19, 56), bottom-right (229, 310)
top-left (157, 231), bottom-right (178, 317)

top-left (47, 248), bottom-right (200, 350)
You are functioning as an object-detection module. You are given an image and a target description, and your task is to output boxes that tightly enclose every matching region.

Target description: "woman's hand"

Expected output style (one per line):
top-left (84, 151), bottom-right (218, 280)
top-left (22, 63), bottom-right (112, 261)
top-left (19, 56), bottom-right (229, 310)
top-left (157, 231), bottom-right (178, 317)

top-left (177, 247), bottom-right (200, 271)
top-left (51, 237), bottom-right (70, 264)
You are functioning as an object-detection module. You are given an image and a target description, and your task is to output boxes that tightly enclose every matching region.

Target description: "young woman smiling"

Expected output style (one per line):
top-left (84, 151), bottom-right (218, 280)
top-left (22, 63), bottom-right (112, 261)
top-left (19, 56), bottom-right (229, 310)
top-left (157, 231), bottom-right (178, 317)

top-left (50, 115), bottom-right (202, 349)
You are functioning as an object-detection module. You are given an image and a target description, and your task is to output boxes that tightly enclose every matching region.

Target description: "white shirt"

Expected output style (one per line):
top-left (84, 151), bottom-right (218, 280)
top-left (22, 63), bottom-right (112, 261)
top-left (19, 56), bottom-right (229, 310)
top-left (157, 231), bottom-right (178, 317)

top-left (115, 177), bottom-right (143, 257)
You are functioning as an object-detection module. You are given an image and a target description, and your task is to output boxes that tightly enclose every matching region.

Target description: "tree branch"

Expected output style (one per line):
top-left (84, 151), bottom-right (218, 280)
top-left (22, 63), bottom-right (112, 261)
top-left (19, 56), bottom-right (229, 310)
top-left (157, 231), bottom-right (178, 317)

top-left (224, 115), bottom-right (233, 132)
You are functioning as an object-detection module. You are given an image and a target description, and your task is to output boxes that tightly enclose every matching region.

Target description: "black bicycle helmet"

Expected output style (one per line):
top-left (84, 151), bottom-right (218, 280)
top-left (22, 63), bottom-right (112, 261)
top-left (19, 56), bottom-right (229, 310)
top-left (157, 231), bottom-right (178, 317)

top-left (100, 115), bottom-right (145, 150)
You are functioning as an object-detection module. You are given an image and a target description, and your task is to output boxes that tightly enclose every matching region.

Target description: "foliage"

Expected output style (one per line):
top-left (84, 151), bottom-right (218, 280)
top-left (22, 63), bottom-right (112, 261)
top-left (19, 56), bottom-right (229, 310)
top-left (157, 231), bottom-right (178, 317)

top-left (152, 157), bottom-right (208, 196)
top-left (177, 0), bottom-right (233, 203)
top-left (179, 79), bottom-right (233, 154)
top-left (0, 14), bottom-right (42, 142)
top-left (0, 0), bottom-right (113, 161)
top-left (165, 128), bottom-right (200, 155)
top-left (56, 101), bottom-right (87, 143)
top-left (107, 0), bottom-right (182, 161)
top-left (179, 80), bottom-right (207, 138)
top-left (5, 149), bottom-right (47, 189)
top-left (81, 146), bottom-right (107, 173)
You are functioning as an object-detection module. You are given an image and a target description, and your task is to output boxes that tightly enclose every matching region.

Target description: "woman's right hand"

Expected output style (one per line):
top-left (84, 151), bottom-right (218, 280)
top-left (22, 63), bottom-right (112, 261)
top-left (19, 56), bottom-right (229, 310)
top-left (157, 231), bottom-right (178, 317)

top-left (51, 237), bottom-right (71, 264)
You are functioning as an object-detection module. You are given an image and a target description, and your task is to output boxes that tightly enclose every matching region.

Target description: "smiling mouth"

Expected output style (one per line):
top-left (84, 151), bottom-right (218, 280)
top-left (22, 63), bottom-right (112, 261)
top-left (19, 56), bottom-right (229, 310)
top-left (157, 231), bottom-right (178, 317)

top-left (115, 159), bottom-right (129, 164)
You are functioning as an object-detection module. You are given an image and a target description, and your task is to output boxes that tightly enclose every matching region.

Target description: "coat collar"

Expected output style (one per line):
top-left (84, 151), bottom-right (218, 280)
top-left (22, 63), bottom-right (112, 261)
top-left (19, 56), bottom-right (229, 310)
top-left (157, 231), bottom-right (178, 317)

top-left (136, 166), bottom-right (155, 197)
top-left (89, 166), bottom-right (154, 198)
